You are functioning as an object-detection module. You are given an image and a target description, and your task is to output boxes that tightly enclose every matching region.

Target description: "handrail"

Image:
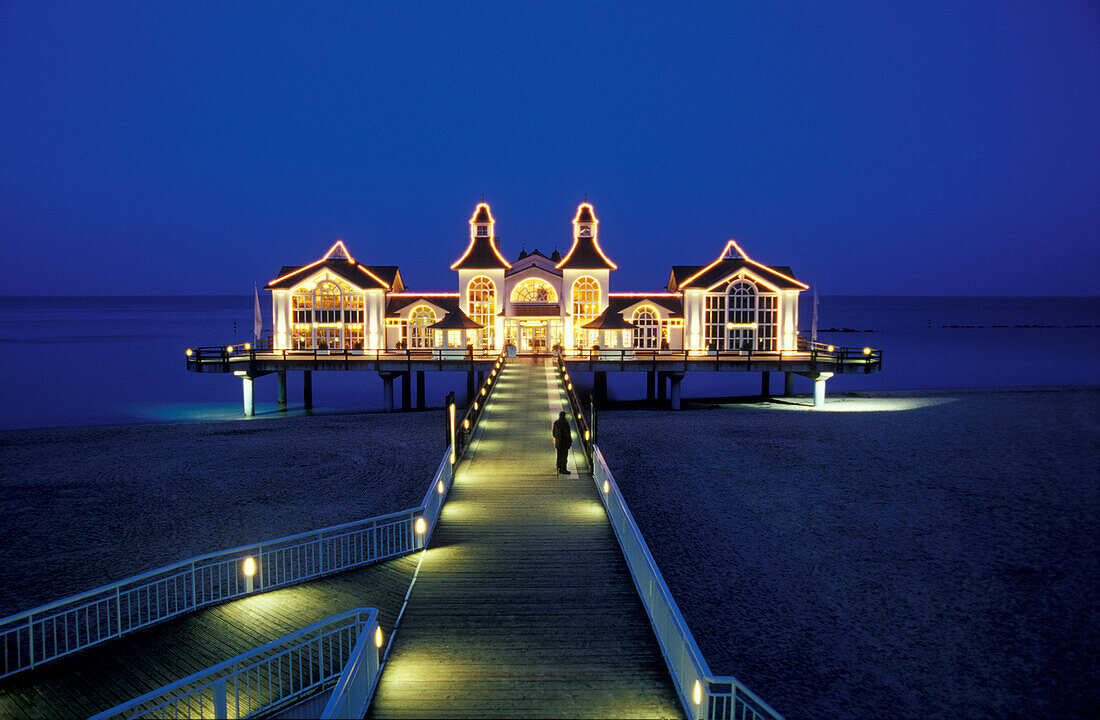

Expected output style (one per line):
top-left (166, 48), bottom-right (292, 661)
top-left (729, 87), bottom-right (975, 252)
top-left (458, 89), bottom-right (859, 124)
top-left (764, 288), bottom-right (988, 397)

top-left (0, 459), bottom-right (453, 680)
top-left (454, 351), bottom-right (506, 462)
top-left (186, 344), bottom-right (504, 367)
top-left (320, 614), bottom-right (381, 719)
top-left (0, 351), bottom-right (510, 681)
top-left (552, 344), bottom-right (882, 365)
top-left (90, 608), bottom-right (380, 720)
top-left (554, 351), bottom-right (783, 720)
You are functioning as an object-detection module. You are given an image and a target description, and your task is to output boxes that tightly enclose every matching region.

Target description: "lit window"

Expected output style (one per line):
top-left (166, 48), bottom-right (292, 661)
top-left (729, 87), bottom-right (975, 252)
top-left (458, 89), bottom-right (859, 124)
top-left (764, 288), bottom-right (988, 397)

top-left (409, 306), bottom-right (437, 348)
top-left (632, 307), bottom-right (659, 349)
top-left (572, 276), bottom-right (600, 347)
top-left (467, 277), bottom-right (495, 348)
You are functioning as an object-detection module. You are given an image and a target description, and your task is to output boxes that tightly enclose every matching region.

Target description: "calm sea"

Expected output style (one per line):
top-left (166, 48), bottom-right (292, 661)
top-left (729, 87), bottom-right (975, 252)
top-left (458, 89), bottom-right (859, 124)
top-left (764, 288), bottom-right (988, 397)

top-left (0, 295), bottom-right (1097, 430)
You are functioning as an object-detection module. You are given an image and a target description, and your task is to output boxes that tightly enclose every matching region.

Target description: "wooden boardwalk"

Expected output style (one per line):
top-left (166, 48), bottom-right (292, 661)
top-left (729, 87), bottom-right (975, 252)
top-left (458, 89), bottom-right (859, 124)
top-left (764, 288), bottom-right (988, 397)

top-left (0, 556), bottom-right (418, 719)
top-left (369, 360), bottom-right (682, 719)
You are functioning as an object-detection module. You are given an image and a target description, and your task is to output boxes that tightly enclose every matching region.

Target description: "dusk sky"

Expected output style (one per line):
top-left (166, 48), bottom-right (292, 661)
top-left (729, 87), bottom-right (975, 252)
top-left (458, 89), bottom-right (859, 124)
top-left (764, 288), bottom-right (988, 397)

top-left (1, 1), bottom-right (1097, 296)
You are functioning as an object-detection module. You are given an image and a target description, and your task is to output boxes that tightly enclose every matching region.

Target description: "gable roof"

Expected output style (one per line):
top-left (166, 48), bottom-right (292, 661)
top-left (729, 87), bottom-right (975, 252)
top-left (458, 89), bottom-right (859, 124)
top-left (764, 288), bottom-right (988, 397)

top-left (386, 294), bottom-right (461, 317)
top-left (582, 306), bottom-right (635, 330)
top-left (265, 241), bottom-right (403, 291)
top-left (667, 240), bottom-right (807, 292)
top-left (607, 293), bottom-right (683, 318)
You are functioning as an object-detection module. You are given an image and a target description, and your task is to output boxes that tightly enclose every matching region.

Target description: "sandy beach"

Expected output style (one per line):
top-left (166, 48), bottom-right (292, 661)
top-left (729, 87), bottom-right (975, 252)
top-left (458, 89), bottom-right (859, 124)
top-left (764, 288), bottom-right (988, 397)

top-left (600, 387), bottom-right (1100, 720)
top-left (0, 412), bottom-right (440, 619)
top-left (2, 387), bottom-right (1097, 719)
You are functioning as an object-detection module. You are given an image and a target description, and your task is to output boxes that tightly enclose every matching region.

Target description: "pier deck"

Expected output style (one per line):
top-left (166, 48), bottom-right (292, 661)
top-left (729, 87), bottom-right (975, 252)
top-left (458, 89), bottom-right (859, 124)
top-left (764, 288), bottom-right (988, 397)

top-left (368, 360), bottom-right (682, 719)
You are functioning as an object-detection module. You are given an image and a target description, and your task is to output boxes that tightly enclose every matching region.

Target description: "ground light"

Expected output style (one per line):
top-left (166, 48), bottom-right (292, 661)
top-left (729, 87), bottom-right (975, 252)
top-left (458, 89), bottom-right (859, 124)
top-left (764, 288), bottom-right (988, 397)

top-left (374, 626), bottom-right (384, 648)
top-left (415, 517), bottom-right (426, 534)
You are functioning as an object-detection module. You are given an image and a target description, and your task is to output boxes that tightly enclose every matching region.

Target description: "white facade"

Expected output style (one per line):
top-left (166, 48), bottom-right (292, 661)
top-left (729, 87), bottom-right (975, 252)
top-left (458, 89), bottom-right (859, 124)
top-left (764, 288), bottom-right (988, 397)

top-left (265, 205), bottom-right (806, 354)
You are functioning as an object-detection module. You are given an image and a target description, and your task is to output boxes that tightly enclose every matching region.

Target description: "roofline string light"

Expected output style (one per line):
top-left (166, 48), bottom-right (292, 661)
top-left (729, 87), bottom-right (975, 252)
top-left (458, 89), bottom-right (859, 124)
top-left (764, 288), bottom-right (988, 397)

top-left (679, 239), bottom-right (809, 290)
top-left (555, 202), bottom-right (618, 270)
top-left (450, 202), bottom-right (513, 270)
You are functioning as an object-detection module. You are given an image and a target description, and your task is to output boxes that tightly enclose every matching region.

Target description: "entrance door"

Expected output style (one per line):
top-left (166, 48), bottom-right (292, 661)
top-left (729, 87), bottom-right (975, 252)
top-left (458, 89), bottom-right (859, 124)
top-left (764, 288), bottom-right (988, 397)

top-left (519, 324), bottom-right (548, 352)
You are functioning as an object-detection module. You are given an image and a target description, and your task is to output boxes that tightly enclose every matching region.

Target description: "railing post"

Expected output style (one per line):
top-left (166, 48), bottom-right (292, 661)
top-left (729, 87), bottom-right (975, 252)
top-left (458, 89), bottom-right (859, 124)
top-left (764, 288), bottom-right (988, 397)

top-left (115, 586), bottom-right (121, 637)
top-left (27, 617), bottom-right (34, 669)
top-left (213, 678), bottom-right (228, 720)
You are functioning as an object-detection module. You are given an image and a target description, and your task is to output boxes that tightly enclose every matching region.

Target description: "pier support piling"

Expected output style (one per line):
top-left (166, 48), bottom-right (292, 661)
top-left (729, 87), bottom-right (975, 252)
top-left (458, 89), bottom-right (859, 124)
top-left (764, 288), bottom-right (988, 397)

top-left (784, 371), bottom-right (794, 397)
top-left (303, 371), bottom-right (313, 410)
top-left (761, 371), bottom-right (771, 397)
top-left (276, 371), bottom-right (287, 411)
top-left (401, 371), bottom-right (411, 411)
top-left (669, 373), bottom-right (684, 411)
top-left (594, 371), bottom-right (607, 404)
top-left (381, 372), bottom-right (397, 412)
top-left (811, 372), bottom-right (834, 408)
top-left (657, 372), bottom-right (667, 403)
top-left (241, 375), bottom-right (255, 417)
top-left (416, 371), bottom-right (425, 409)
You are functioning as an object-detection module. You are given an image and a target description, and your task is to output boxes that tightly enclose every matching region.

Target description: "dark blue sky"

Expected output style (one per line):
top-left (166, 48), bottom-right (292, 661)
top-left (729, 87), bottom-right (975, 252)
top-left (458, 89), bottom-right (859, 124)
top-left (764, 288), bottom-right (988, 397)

top-left (2, 2), bottom-right (1097, 296)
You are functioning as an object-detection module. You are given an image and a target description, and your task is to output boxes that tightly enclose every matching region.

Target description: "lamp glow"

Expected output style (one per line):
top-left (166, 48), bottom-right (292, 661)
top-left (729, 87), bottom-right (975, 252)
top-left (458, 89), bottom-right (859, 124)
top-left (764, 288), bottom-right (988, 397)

top-left (863, 347), bottom-right (872, 355)
top-left (185, 348), bottom-right (193, 357)
top-left (374, 626), bottom-right (383, 648)
top-left (437, 480), bottom-right (444, 494)
top-left (463, 419), bottom-right (469, 430)
top-left (480, 387), bottom-right (486, 396)
top-left (602, 480), bottom-right (609, 494)
top-left (244, 343), bottom-right (251, 350)
top-left (567, 382), bottom-right (572, 391)
top-left (693, 680), bottom-right (702, 705)
top-left (827, 345), bottom-right (835, 352)
top-left (415, 517), bottom-right (426, 534)
top-left (242, 557), bottom-right (256, 577)
top-left (726, 322), bottom-right (734, 330)
top-left (226, 345), bottom-right (234, 353)
top-left (474, 401), bottom-right (478, 411)
top-left (585, 430), bottom-right (590, 441)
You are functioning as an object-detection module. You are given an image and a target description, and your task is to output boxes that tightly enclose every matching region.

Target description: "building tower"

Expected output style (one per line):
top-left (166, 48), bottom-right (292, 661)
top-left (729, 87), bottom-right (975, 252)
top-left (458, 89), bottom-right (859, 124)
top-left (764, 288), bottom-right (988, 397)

top-left (557, 202), bottom-right (616, 350)
top-left (452, 202), bottom-right (510, 349)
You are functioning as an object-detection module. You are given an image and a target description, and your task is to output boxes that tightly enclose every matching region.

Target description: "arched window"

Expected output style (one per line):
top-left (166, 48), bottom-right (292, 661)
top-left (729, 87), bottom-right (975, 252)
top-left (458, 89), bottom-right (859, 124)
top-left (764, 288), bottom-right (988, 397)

top-left (467, 276), bottom-right (496, 348)
top-left (727, 281), bottom-right (756, 351)
top-left (572, 276), bottom-right (600, 347)
top-left (408, 305), bottom-right (437, 349)
top-left (313, 281), bottom-right (342, 349)
top-left (632, 307), bottom-right (659, 349)
top-left (510, 278), bottom-right (558, 303)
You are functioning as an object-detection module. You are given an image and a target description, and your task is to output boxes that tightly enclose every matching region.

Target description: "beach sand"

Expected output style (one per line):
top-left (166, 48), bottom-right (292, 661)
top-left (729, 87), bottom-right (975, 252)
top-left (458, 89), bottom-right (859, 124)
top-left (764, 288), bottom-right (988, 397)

top-left (0, 412), bottom-right (441, 619)
top-left (599, 387), bottom-right (1100, 720)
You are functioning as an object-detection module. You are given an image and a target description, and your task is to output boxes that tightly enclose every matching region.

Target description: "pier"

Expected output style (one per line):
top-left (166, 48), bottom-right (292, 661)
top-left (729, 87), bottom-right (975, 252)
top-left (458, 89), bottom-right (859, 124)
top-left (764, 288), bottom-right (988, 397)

top-left (2, 356), bottom-right (783, 719)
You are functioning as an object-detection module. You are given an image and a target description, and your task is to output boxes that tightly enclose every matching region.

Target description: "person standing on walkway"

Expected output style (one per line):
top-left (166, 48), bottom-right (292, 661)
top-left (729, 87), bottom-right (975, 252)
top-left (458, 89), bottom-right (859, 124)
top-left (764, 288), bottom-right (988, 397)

top-left (552, 411), bottom-right (572, 474)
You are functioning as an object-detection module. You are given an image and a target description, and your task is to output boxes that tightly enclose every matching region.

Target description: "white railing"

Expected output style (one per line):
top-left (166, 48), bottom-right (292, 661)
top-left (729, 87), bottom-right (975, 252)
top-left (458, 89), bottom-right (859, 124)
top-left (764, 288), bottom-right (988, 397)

top-left (0, 448), bottom-right (454, 680)
top-left (319, 614), bottom-right (381, 719)
top-left (590, 450), bottom-right (784, 720)
top-left (89, 608), bottom-right (380, 720)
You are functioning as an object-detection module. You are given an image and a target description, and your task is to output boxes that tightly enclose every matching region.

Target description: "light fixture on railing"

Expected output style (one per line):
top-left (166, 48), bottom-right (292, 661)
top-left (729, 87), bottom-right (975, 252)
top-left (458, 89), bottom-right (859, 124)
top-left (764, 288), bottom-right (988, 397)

top-left (242, 556), bottom-right (257, 593)
top-left (827, 345), bottom-right (835, 353)
top-left (186, 348), bottom-right (193, 357)
top-left (602, 480), bottom-right (609, 494)
top-left (693, 680), bottom-right (702, 705)
top-left (584, 430), bottom-right (590, 441)
top-left (226, 345), bottom-right (234, 353)
top-left (415, 517), bottom-right (426, 534)
top-left (437, 479), bottom-right (445, 494)
top-left (463, 418), bottom-right (469, 430)
top-left (473, 401), bottom-right (478, 411)
top-left (863, 347), bottom-right (872, 355)
top-left (374, 626), bottom-right (383, 648)
top-left (567, 382), bottom-right (572, 391)
top-left (480, 388), bottom-right (486, 396)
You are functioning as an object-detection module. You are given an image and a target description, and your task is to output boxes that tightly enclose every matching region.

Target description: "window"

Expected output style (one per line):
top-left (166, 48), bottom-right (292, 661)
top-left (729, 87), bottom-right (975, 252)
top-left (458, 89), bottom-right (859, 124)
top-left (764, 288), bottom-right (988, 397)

top-left (292, 293), bottom-right (312, 324)
top-left (571, 276), bottom-right (600, 347)
top-left (408, 306), bottom-right (437, 348)
top-left (467, 276), bottom-right (495, 348)
top-left (511, 278), bottom-right (557, 303)
top-left (291, 324), bottom-right (312, 349)
top-left (632, 307), bottom-right (659, 349)
top-left (314, 282), bottom-right (341, 324)
top-left (757, 294), bottom-right (778, 351)
top-left (728, 281), bottom-right (756, 351)
top-left (704, 292), bottom-right (726, 349)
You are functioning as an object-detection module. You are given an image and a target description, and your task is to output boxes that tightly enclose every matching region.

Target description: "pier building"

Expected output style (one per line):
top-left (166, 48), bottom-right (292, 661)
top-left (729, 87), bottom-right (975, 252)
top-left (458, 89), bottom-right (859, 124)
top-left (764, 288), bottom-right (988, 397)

top-left (188, 200), bottom-right (881, 412)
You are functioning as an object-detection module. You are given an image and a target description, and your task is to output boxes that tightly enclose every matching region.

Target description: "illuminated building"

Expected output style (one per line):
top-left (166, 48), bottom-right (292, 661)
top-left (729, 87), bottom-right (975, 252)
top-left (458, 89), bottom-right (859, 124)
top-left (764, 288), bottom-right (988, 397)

top-left (265, 202), bottom-right (807, 354)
